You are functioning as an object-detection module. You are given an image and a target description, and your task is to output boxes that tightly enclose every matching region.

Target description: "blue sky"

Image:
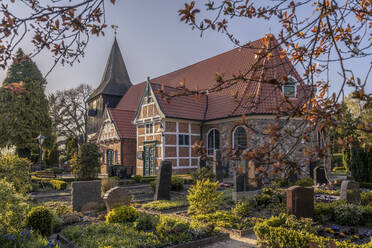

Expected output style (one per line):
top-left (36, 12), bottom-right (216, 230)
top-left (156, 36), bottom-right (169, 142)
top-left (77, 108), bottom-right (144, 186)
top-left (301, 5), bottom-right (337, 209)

top-left (0, 0), bottom-right (370, 95)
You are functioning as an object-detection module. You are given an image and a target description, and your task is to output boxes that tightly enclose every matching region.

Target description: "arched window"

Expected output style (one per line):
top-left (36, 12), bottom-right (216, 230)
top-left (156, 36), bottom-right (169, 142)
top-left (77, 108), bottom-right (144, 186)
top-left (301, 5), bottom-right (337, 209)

top-left (233, 126), bottom-right (247, 150)
top-left (282, 77), bottom-right (297, 98)
top-left (207, 129), bottom-right (220, 155)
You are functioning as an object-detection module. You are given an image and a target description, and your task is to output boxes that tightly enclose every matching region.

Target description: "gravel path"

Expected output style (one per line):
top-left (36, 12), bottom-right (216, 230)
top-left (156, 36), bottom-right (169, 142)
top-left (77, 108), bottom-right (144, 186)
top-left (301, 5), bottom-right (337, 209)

top-left (204, 233), bottom-right (257, 248)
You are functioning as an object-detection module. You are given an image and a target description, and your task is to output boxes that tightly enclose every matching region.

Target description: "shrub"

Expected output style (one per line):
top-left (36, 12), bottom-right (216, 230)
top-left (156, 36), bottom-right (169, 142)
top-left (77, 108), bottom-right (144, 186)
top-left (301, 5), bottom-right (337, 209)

top-left (133, 175), bottom-right (143, 183)
top-left (156, 215), bottom-right (192, 244)
top-left (191, 167), bottom-right (216, 183)
top-left (101, 177), bottom-right (119, 196)
top-left (133, 213), bottom-right (159, 231)
top-left (0, 154), bottom-right (31, 194)
top-left (334, 203), bottom-right (363, 226)
top-left (295, 177), bottom-right (314, 187)
top-left (192, 210), bottom-right (243, 229)
top-left (0, 179), bottom-right (29, 235)
top-left (54, 204), bottom-right (73, 217)
top-left (187, 179), bottom-right (223, 215)
top-left (232, 199), bottom-right (251, 218)
top-left (314, 188), bottom-right (340, 196)
top-left (360, 205), bottom-right (372, 226)
top-left (105, 205), bottom-right (139, 224)
top-left (361, 191), bottom-right (372, 206)
top-left (171, 176), bottom-right (184, 191)
top-left (71, 143), bottom-right (101, 180)
top-left (49, 180), bottom-right (67, 190)
top-left (26, 206), bottom-right (54, 236)
top-left (313, 201), bottom-right (345, 223)
top-left (142, 199), bottom-right (188, 211)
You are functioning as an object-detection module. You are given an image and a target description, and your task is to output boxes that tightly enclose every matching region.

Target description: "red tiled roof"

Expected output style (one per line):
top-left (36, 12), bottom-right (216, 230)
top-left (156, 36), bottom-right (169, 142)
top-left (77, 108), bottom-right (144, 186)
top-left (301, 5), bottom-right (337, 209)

top-left (149, 35), bottom-right (308, 120)
top-left (116, 82), bottom-right (146, 111)
top-left (108, 108), bottom-right (136, 139)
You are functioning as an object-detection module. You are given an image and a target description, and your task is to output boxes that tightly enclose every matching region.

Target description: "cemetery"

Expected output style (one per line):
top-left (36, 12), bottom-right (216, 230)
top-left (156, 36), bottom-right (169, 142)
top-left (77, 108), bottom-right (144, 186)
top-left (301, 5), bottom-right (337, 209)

top-left (2, 148), bottom-right (372, 248)
top-left (0, 1), bottom-right (371, 247)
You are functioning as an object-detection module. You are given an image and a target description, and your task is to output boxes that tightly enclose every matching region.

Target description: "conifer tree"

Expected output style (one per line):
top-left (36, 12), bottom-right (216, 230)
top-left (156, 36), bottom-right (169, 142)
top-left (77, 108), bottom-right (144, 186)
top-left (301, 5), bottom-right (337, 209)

top-left (0, 48), bottom-right (53, 159)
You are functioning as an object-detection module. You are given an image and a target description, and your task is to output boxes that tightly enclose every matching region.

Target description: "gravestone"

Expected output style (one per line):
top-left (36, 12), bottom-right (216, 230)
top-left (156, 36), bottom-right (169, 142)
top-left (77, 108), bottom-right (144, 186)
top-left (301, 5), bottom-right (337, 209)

top-left (103, 186), bottom-right (133, 212)
top-left (314, 166), bottom-right (328, 185)
top-left (213, 149), bottom-right (223, 182)
top-left (154, 160), bottom-right (172, 201)
top-left (72, 180), bottom-right (102, 211)
top-left (286, 186), bottom-right (314, 218)
top-left (197, 156), bottom-right (206, 170)
top-left (340, 180), bottom-right (360, 205)
top-left (309, 160), bottom-right (319, 179)
top-left (248, 160), bottom-right (257, 188)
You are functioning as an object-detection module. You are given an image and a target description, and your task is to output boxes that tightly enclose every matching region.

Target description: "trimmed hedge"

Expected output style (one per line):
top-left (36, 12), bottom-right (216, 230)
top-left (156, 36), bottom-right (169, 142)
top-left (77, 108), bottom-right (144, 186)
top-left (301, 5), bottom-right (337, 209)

top-left (49, 180), bottom-right (67, 190)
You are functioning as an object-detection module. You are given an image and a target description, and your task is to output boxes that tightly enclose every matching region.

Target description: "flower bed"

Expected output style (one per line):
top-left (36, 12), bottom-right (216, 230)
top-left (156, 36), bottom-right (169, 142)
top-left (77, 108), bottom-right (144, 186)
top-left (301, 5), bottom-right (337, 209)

top-left (254, 213), bottom-right (372, 248)
top-left (61, 213), bottom-right (221, 248)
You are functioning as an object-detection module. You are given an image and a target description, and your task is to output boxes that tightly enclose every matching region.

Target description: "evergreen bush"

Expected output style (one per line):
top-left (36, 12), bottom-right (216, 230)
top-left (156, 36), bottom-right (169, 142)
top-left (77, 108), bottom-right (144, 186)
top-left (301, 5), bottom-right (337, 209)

top-left (187, 179), bottom-right (222, 215)
top-left (26, 206), bottom-right (54, 236)
top-left (105, 205), bottom-right (139, 224)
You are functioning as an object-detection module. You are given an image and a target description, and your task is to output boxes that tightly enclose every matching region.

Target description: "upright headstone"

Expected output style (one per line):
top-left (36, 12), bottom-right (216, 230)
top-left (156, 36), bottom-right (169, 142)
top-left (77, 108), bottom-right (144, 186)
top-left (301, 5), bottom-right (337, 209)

top-left (213, 149), bottom-right (223, 182)
top-left (232, 169), bottom-right (246, 202)
top-left (314, 166), bottom-right (328, 185)
top-left (154, 160), bottom-right (172, 201)
top-left (72, 180), bottom-right (102, 211)
top-left (197, 156), bottom-right (206, 170)
top-left (309, 160), bottom-right (319, 179)
top-left (248, 160), bottom-right (257, 189)
top-left (340, 180), bottom-right (360, 205)
top-left (103, 186), bottom-right (133, 212)
top-left (286, 186), bottom-right (314, 218)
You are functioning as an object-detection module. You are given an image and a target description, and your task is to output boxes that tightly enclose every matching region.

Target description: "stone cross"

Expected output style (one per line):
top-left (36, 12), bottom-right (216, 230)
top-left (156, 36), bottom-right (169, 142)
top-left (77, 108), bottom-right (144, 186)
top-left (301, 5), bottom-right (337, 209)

top-left (340, 180), bottom-right (360, 205)
top-left (286, 186), bottom-right (314, 218)
top-left (213, 149), bottom-right (223, 182)
top-left (103, 186), bottom-right (132, 212)
top-left (154, 160), bottom-right (172, 201)
top-left (314, 166), bottom-right (328, 185)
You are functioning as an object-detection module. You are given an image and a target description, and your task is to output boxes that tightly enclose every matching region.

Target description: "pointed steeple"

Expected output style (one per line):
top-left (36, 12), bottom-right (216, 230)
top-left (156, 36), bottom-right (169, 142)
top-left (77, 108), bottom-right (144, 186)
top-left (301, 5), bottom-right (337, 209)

top-left (88, 38), bottom-right (132, 101)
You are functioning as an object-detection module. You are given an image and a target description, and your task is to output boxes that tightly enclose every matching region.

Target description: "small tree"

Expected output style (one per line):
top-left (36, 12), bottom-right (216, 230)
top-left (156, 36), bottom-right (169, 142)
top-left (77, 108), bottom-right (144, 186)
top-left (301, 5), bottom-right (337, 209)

top-left (0, 155), bottom-right (31, 194)
top-left (71, 143), bottom-right (101, 180)
top-left (187, 179), bottom-right (223, 215)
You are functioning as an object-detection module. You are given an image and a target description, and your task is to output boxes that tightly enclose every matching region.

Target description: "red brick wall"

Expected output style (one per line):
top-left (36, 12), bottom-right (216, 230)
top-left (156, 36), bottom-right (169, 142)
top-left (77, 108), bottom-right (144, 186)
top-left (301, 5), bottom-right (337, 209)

top-left (123, 138), bottom-right (136, 167)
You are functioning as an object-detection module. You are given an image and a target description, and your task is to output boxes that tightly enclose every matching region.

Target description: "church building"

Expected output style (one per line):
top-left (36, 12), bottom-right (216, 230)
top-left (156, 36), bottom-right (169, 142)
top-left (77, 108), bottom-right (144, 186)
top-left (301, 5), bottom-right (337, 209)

top-left (88, 35), bottom-right (328, 177)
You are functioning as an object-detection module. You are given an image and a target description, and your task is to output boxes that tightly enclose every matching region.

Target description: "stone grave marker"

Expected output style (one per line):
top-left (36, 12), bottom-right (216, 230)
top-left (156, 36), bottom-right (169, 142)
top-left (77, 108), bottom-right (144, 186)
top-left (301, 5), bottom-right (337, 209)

top-left (213, 149), bottom-right (223, 182)
top-left (340, 180), bottom-right (360, 205)
top-left (154, 160), bottom-right (172, 201)
top-left (314, 166), bottom-right (328, 185)
top-left (197, 156), bottom-right (206, 170)
top-left (72, 180), bottom-right (102, 211)
top-left (286, 186), bottom-right (314, 218)
top-left (103, 186), bottom-right (133, 212)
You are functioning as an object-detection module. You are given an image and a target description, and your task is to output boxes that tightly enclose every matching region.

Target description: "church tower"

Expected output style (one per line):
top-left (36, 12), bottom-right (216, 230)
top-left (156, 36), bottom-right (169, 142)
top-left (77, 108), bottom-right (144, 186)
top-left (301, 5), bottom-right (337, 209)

top-left (87, 38), bottom-right (132, 139)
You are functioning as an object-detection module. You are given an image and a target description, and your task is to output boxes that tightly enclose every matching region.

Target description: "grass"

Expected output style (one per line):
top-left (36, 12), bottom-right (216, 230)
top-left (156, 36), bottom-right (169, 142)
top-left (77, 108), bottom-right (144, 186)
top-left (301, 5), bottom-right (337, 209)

top-left (142, 199), bottom-right (188, 211)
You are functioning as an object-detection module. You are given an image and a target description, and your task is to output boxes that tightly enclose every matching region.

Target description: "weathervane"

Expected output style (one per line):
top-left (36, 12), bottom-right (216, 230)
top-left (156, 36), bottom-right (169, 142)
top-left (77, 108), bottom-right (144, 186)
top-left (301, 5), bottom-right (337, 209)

top-left (111, 25), bottom-right (119, 36)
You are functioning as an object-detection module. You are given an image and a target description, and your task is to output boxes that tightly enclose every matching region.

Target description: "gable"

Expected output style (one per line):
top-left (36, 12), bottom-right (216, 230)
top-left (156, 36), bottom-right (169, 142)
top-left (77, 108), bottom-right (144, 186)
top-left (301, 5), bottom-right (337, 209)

top-left (97, 109), bottom-right (120, 142)
top-left (134, 80), bottom-right (164, 123)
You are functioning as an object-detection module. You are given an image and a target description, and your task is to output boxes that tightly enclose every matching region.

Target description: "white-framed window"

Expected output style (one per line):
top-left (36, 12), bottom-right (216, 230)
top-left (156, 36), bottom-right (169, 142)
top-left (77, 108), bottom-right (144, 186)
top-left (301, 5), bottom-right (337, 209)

top-left (282, 77), bottom-right (297, 98)
top-left (145, 123), bottom-right (153, 134)
top-left (207, 128), bottom-right (220, 156)
top-left (178, 134), bottom-right (190, 146)
top-left (233, 126), bottom-right (247, 150)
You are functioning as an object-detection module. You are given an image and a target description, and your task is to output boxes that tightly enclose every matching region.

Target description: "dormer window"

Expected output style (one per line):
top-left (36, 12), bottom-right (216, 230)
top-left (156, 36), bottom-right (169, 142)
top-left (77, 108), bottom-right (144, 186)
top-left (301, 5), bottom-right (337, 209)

top-left (282, 77), bottom-right (297, 98)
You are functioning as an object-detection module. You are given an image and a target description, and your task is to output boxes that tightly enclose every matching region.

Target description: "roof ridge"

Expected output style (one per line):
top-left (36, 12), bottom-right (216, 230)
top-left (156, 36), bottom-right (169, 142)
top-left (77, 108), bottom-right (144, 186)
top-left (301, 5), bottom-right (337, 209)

top-left (149, 37), bottom-right (266, 88)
